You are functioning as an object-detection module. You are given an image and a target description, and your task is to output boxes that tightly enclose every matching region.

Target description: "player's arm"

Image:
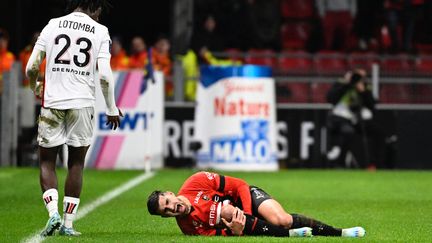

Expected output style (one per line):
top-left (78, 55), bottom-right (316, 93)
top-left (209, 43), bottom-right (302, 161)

top-left (25, 48), bottom-right (45, 96)
top-left (98, 57), bottom-right (122, 129)
top-left (191, 172), bottom-right (252, 215)
top-left (97, 57), bottom-right (119, 114)
top-left (98, 28), bottom-right (122, 129)
top-left (218, 174), bottom-right (253, 215)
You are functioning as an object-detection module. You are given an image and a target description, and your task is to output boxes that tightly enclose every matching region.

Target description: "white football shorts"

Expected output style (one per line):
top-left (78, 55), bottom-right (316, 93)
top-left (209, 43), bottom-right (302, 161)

top-left (37, 107), bottom-right (94, 148)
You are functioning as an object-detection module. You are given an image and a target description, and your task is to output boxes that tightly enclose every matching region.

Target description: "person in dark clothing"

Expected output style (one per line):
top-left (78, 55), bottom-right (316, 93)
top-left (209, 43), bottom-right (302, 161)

top-left (326, 69), bottom-right (387, 169)
top-left (192, 15), bottom-right (225, 52)
top-left (244, 0), bottom-right (281, 50)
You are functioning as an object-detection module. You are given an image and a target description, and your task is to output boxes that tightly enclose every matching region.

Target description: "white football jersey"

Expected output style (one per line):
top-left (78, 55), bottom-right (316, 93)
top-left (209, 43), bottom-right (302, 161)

top-left (35, 11), bottom-right (111, 109)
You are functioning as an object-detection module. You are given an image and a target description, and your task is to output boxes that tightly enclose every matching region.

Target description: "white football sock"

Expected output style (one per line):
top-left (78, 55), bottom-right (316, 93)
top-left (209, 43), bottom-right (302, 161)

top-left (63, 196), bottom-right (80, 228)
top-left (42, 188), bottom-right (59, 217)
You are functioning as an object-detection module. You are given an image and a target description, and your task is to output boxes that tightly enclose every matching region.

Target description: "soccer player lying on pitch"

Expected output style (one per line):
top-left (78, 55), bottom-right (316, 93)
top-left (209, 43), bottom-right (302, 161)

top-left (147, 171), bottom-right (365, 237)
top-left (26, 0), bottom-right (121, 237)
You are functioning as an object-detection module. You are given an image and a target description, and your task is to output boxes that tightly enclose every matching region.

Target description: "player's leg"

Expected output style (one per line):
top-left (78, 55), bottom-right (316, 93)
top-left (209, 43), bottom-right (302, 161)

top-left (38, 108), bottom-right (67, 236)
top-left (252, 186), bottom-right (365, 237)
top-left (39, 146), bottom-right (59, 193)
top-left (39, 146), bottom-right (62, 236)
top-left (221, 204), bottom-right (311, 237)
top-left (60, 107), bottom-right (94, 236)
top-left (257, 199), bottom-right (293, 228)
top-left (60, 145), bottom-right (88, 236)
top-left (258, 199), bottom-right (365, 237)
top-left (291, 213), bottom-right (365, 237)
top-left (64, 146), bottom-right (89, 197)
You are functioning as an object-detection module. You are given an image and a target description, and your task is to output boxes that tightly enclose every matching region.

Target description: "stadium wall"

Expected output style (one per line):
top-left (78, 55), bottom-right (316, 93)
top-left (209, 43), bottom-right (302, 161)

top-left (164, 103), bottom-right (432, 169)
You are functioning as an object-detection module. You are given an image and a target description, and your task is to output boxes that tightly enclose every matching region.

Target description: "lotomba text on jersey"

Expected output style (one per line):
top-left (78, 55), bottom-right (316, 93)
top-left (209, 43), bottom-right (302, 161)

top-left (59, 20), bottom-right (95, 34)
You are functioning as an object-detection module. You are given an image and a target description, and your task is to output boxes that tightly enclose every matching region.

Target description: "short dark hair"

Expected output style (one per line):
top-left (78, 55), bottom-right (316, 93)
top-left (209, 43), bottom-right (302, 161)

top-left (66, 0), bottom-right (112, 14)
top-left (147, 190), bottom-right (162, 215)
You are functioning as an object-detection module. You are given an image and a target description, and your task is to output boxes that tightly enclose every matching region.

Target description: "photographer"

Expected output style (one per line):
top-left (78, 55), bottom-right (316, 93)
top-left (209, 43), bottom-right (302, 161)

top-left (326, 69), bottom-right (385, 169)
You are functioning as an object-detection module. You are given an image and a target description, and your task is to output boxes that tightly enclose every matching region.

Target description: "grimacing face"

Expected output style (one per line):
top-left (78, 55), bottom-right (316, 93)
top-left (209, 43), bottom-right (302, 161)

top-left (158, 191), bottom-right (191, 217)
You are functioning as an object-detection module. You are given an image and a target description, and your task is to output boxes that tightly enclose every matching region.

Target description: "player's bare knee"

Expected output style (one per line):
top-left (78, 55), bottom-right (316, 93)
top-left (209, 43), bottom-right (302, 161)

top-left (221, 204), bottom-right (235, 221)
top-left (268, 213), bottom-right (293, 228)
top-left (280, 213), bottom-right (293, 228)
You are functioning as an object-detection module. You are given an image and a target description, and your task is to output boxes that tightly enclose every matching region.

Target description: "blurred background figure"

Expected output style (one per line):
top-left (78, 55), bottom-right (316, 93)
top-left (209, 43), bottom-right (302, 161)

top-left (152, 35), bottom-right (173, 99)
top-left (110, 36), bottom-right (130, 70)
top-left (129, 36), bottom-right (148, 69)
top-left (152, 36), bottom-right (172, 78)
top-left (192, 15), bottom-right (224, 52)
top-left (244, 0), bottom-right (281, 50)
top-left (326, 69), bottom-right (388, 169)
top-left (18, 31), bottom-right (45, 167)
top-left (0, 28), bottom-right (15, 94)
top-left (316, 0), bottom-right (357, 51)
top-left (19, 32), bottom-right (46, 87)
top-left (353, 0), bottom-right (382, 51)
top-left (384, 0), bottom-right (424, 52)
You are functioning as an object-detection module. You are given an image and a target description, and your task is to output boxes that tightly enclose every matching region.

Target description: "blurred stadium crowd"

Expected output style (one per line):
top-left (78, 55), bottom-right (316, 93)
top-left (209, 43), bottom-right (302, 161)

top-left (1, 0), bottom-right (432, 101)
top-left (0, 0), bottom-right (431, 170)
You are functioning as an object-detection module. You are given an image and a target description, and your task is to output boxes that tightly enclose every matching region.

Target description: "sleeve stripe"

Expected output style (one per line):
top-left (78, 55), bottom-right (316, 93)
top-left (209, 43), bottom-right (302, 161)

top-left (218, 175), bottom-right (225, 192)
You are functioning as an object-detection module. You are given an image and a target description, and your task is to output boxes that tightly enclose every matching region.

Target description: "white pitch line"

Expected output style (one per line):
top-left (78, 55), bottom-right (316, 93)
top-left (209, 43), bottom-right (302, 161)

top-left (22, 171), bottom-right (155, 243)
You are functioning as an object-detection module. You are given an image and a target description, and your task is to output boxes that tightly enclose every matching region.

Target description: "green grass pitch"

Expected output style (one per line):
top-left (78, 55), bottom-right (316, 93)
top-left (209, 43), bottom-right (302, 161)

top-left (0, 168), bottom-right (431, 242)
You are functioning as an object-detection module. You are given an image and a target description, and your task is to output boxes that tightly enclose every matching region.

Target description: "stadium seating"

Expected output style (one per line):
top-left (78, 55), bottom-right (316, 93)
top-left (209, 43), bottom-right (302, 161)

top-left (277, 82), bottom-right (310, 103)
top-left (414, 83), bottom-right (432, 103)
top-left (281, 0), bottom-right (314, 19)
top-left (380, 54), bottom-right (413, 76)
top-left (310, 82), bottom-right (332, 103)
top-left (348, 52), bottom-right (379, 70)
top-left (314, 50), bottom-right (347, 76)
top-left (277, 50), bottom-right (313, 75)
top-left (244, 49), bottom-right (277, 68)
top-left (415, 43), bottom-right (432, 54)
top-left (224, 48), bottom-right (244, 63)
top-left (379, 84), bottom-right (414, 103)
top-left (281, 22), bottom-right (313, 50)
top-left (414, 55), bottom-right (432, 76)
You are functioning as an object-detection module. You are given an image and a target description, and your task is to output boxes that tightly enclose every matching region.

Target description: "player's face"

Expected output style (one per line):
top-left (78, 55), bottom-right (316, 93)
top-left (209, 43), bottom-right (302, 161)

top-left (158, 191), bottom-right (190, 217)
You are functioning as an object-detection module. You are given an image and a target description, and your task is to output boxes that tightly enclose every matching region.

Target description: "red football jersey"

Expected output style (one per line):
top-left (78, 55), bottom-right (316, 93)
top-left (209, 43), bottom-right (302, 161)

top-left (175, 171), bottom-right (252, 236)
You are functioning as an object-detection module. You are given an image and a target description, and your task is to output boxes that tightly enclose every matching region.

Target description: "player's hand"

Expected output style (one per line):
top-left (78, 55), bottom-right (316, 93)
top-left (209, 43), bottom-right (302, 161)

top-left (34, 81), bottom-right (44, 99)
top-left (221, 207), bottom-right (246, 236)
top-left (355, 81), bottom-right (366, 93)
top-left (106, 108), bottom-right (123, 130)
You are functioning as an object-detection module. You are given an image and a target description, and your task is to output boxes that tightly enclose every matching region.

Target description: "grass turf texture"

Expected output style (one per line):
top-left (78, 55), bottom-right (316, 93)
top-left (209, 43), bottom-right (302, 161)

top-left (0, 169), bottom-right (431, 242)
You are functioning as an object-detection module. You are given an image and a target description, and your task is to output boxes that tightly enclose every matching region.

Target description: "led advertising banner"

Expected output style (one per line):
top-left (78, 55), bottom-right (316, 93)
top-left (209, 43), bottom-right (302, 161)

top-left (86, 71), bottom-right (164, 169)
top-left (194, 65), bottom-right (278, 171)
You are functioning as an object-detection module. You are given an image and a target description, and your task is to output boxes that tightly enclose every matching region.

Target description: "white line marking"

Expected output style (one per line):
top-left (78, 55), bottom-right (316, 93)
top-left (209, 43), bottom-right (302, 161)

top-left (22, 171), bottom-right (155, 243)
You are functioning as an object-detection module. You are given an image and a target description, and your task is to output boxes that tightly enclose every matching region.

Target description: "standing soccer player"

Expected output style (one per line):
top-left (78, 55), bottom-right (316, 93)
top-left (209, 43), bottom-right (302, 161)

top-left (25, 0), bottom-right (121, 237)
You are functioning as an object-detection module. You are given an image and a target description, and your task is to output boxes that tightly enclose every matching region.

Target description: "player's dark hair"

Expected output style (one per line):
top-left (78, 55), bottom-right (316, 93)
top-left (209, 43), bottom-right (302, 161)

top-left (350, 72), bottom-right (363, 85)
top-left (147, 190), bottom-right (162, 215)
top-left (66, 0), bottom-right (112, 14)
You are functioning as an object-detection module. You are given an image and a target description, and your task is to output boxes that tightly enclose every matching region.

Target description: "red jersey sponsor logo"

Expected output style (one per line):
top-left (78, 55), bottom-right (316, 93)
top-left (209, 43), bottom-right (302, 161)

top-left (194, 191), bottom-right (203, 204)
top-left (209, 202), bottom-right (217, 226)
top-left (205, 172), bottom-right (217, 180)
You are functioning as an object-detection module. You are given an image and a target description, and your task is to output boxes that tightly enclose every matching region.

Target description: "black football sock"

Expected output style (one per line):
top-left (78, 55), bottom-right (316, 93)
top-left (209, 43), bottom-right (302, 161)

top-left (291, 214), bottom-right (342, 236)
top-left (242, 214), bottom-right (290, 237)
